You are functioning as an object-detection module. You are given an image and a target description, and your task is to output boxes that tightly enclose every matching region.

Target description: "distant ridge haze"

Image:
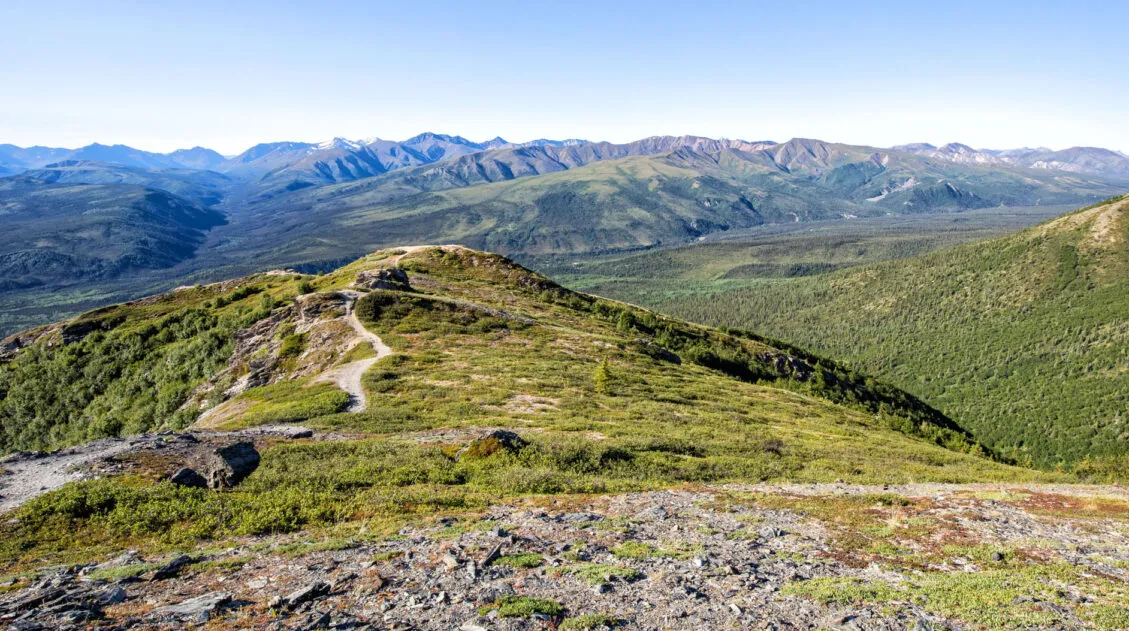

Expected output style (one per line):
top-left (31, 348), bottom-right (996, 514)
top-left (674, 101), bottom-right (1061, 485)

top-left (3, 133), bottom-right (1129, 184)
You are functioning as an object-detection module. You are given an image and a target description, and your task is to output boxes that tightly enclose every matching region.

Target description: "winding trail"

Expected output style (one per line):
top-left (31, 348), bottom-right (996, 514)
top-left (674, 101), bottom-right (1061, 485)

top-left (330, 290), bottom-right (391, 413)
top-left (324, 245), bottom-right (442, 412)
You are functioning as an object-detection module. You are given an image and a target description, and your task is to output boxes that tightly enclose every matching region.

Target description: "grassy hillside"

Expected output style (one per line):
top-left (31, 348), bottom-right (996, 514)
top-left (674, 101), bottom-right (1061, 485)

top-left (0, 245), bottom-right (1057, 572)
top-left (633, 195), bottom-right (1129, 468)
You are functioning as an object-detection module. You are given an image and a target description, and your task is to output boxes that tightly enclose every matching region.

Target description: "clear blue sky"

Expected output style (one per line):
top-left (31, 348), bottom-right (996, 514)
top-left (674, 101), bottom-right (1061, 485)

top-left (1, 0), bottom-right (1126, 154)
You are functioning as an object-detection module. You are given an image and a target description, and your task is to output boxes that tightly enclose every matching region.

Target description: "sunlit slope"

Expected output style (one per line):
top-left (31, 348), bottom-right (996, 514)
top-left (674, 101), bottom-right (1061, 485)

top-left (654, 195), bottom-right (1129, 467)
top-left (0, 246), bottom-right (1036, 484)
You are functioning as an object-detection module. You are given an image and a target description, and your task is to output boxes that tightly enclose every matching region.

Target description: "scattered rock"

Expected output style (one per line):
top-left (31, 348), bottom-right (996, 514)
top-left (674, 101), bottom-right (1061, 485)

top-left (95, 585), bottom-right (127, 606)
top-left (635, 506), bottom-right (670, 520)
top-left (482, 543), bottom-right (502, 567)
top-left (559, 512), bottom-right (604, 524)
top-left (281, 580), bottom-right (331, 610)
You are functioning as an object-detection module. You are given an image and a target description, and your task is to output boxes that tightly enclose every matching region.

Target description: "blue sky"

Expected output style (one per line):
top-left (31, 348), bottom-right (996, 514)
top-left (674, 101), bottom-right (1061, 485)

top-left (1, 0), bottom-right (1126, 154)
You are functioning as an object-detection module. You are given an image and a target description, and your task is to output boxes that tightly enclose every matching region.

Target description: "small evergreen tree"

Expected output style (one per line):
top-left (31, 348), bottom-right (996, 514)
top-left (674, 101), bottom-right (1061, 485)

top-left (593, 357), bottom-right (612, 394)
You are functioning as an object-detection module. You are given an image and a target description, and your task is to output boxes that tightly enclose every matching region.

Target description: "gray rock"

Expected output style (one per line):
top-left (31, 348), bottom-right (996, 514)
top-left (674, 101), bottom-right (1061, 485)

top-left (759, 526), bottom-right (786, 539)
top-left (474, 581), bottom-right (515, 604)
top-left (559, 512), bottom-right (604, 524)
top-left (283, 580), bottom-right (331, 610)
top-left (593, 582), bottom-right (614, 594)
top-left (153, 591), bottom-right (232, 624)
top-left (482, 543), bottom-right (502, 567)
top-left (204, 441), bottom-right (260, 489)
top-left (169, 467), bottom-right (208, 488)
top-left (635, 506), bottom-right (670, 520)
top-left (95, 585), bottom-right (127, 605)
top-left (150, 554), bottom-right (194, 581)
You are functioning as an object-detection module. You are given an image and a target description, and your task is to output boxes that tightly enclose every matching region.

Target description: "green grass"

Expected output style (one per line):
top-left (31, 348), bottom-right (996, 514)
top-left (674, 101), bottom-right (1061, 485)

top-left (218, 379), bottom-right (351, 429)
top-left (479, 595), bottom-right (564, 618)
top-left (492, 552), bottom-right (544, 568)
top-left (83, 561), bottom-right (163, 582)
top-left (784, 563), bottom-right (1129, 630)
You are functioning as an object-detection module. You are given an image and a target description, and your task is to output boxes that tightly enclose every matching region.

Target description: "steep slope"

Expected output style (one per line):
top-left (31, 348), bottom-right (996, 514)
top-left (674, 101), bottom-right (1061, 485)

top-left (648, 195), bottom-right (1129, 467)
top-left (0, 177), bottom-right (226, 290)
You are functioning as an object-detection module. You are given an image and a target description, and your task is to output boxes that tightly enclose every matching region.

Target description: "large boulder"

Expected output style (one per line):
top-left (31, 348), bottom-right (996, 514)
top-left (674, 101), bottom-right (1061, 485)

top-left (204, 441), bottom-right (260, 489)
top-left (354, 268), bottom-right (410, 291)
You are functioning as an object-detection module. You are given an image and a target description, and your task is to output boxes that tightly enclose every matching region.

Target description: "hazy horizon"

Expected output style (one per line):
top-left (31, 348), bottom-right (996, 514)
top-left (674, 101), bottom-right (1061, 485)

top-left (3, 133), bottom-right (1127, 160)
top-left (2, 0), bottom-right (1127, 154)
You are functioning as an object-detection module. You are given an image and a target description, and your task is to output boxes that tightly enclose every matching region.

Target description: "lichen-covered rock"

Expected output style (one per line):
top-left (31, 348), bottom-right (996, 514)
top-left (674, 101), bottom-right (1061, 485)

top-left (455, 430), bottom-right (528, 460)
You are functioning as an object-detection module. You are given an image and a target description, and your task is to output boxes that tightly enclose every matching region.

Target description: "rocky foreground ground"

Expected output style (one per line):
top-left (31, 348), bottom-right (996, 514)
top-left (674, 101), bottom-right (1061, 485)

top-left (3, 479), bottom-right (1128, 630)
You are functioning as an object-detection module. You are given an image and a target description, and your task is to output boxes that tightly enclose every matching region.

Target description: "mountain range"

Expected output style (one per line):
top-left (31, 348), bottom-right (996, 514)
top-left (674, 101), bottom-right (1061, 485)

top-left (894, 142), bottom-right (1129, 179)
top-left (4, 134), bottom-right (1128, 183)
top-left (1, 132), bottom-right (1128, 337)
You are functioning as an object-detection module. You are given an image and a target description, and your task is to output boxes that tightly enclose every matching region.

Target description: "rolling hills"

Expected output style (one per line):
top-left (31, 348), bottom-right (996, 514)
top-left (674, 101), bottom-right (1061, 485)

top-left (622, 195), bottom-right (1129, 468)
top-left (0, 174), bottom-right (225, 291)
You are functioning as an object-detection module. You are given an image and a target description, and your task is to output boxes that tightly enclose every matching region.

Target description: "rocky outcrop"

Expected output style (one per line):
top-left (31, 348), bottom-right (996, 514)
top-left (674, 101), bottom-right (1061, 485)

top-left (354, 268), bottom-right (410, 291)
